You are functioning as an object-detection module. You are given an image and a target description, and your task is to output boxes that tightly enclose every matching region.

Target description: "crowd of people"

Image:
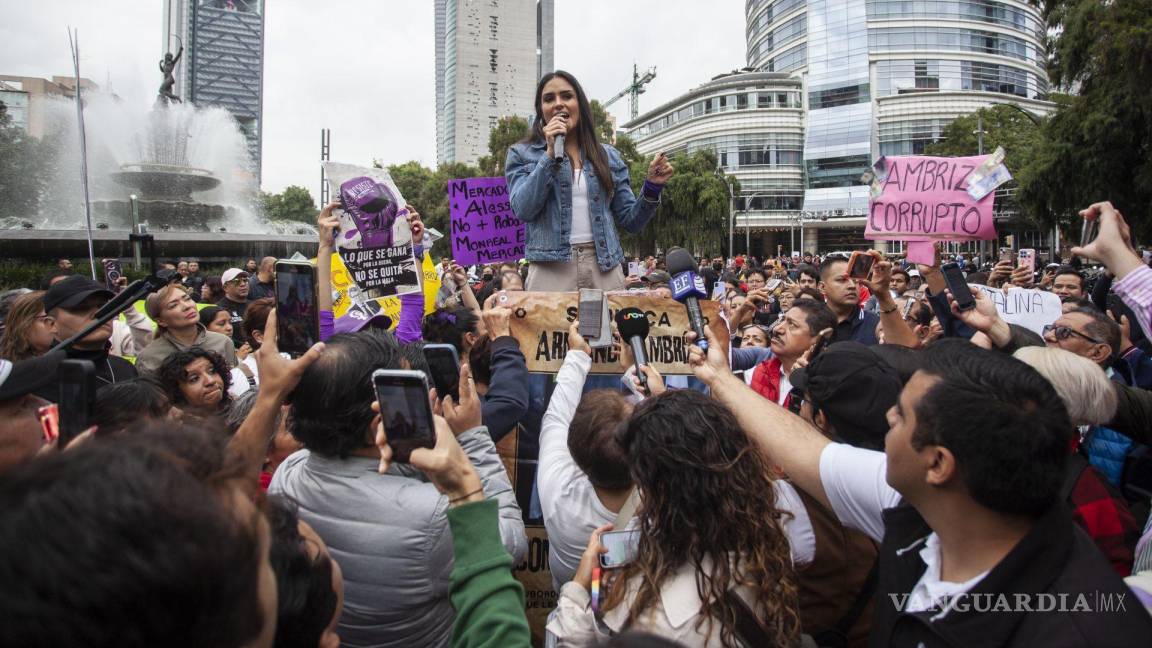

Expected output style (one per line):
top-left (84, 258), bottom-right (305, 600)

top-left (2, 63), bottom-right (1152, 648)
top-left (2, 198), bottom-right (1152, 647)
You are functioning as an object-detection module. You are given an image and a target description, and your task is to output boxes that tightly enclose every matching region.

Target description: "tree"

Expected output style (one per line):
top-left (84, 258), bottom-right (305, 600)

top-left (1016, 0), bottom-right (1152, 239)
top-left (0, 101), bottom-right (51, 223)
top-left (589, 99), bottom-right (616, 144)
top-left (477, 116), bottom-right (529, 176)
top-left (260, 185), bottom-right (317, 224)
top-left (382, 160), bottom-right (481, 258)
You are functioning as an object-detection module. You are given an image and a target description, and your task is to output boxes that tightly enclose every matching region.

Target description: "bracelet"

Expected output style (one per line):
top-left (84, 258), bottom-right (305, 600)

top-left (880, 304), bottom-right (898, 314)
top-left (449, 487), bottom-right (484, 503)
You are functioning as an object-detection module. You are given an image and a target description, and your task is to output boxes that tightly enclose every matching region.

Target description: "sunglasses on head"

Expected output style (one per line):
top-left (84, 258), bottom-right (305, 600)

top-left (1042, 324), bottom-right (1102, 345)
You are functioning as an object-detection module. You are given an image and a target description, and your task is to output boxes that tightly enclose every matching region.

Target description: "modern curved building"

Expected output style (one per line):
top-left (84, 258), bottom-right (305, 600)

top-left (627, 0), bottom-right (1052, 255)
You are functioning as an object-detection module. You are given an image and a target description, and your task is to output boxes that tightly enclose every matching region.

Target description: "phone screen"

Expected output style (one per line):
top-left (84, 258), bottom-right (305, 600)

top-left (422, 344), bottom-right (460, 401)
top-left (578, 289), bottom-right (604, 339)
top-left (275, 262), bottom-right (320, 357)
top-left (372, 370), bottom-right (436, 462)
top-left (847, 252), bottom-right (876, 280)
top-left (941, 263), bottom-right (975, 311)
top-left (599, 529), bottom-right (640, 569)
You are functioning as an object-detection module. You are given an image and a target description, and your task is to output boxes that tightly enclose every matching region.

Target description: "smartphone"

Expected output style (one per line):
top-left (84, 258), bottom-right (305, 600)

top-left (1018, 249), bottom-right (1036, 275)
top-left (765, 278), bottom-right (783, 293)
top-left (901, 297), bottom-right (916, 320)
top-left (38, 404), bottom-right (60, 444)
top-left (599, 529), bottom-right (640, 569)
top-left (999, 247), bottom-right (1014, 264)
top-left (941, 262), bottom-right (975, 311)
top-left (578, 288), bottom-right (604, 339)
top-left (422, 343), bottom-right (460, 402)
top-left (589, 297), bottom-right (614, 349)
top-left (371, 369), bottom-right (436, 462)
top-left (58, 359), bottom-right (95, 448)
top-left (846, 251), bottom-right (878, 280)
top-left (1080, 218), bottom-right (1099, 248)
top-left (275, 260), bottom-right (320, 357)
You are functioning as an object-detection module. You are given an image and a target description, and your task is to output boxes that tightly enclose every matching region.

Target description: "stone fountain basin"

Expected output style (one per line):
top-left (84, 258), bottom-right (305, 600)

top-left (110, 163), bottom-right (221, 202)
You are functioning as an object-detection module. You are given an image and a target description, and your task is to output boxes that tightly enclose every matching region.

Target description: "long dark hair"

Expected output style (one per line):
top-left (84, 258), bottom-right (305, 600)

top-left (605, 390), bottom-right (800, 647)
top-left (526, 70), bottom-right (615, 199)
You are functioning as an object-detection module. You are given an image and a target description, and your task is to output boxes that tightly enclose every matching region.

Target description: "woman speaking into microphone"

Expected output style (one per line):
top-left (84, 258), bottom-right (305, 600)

top-left (506, 70), bottom-right (674, 291)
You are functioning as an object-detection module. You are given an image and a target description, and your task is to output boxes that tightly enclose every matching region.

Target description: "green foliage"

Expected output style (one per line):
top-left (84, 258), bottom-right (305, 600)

top-left (260, 185), bottom-right (317, 225)
top-left (0, 102), bottom-right (52, 223)
top-left (1017, 0), bottom-right (1152, 239)
top-left (0, 260), bottom-right (153, 291)
top-left (477, 116), bottom-right (530, 176)
top-left (384, 160), bottom-right (481, 258)
top-left (924, 104), bottom-right (1043, 174)
top-left (589, 99), bottom-right (616, 144)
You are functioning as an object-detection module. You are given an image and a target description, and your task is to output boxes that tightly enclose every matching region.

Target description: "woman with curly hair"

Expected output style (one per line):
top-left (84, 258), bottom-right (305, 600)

top-left (0, 291), bottom-right (53, 361)
top-left (158, 347), bottom-right (233, 416)
top-left (549, 389), bottom-right (807, 647)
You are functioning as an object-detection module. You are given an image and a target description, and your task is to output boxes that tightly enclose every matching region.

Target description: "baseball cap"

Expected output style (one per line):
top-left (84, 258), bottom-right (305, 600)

top-left (221, 268), bottom-right (249, 284)
top-left (0, 350), bottom-right (67, 402)
top-left (789, 341), bottom-right (902, 450)
top-left (642, 270), bottom-right (672, 286)
top-left (42, 275), bottom-right (114, 314)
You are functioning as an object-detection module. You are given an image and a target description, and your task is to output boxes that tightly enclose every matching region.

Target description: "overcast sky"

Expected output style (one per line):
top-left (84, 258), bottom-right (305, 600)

top-left (0, 1), bottom-right (746, 195)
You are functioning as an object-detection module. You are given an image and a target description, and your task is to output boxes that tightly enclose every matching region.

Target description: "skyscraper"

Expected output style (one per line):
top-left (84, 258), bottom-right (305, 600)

top-left (162, 0), bottom-right (265, 183)
top-left (435, 0), bottom-right (554, 166)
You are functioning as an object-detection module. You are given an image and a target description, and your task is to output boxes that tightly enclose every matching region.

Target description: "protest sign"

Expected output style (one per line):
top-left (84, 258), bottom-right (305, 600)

top-left (323, 162), bottom-right (420, 299)
top-left (505, 292), bottom-right (727, 375)
top-left (971, 284), bottom-right (1061, 335)
top-left (448, 176), bottom-right (525, 265)
top-left (866, 154), bottom-right (997, 242)
top-left (329, 251), bottom-right (440, 332)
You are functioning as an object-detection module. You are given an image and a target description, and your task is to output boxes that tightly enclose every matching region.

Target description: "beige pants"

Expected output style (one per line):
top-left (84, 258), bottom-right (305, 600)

top-left (526, 243), bottom-right (625, 291)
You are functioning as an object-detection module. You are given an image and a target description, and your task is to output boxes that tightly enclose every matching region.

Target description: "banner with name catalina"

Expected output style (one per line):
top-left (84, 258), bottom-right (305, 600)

top-left (448, 177), bottom-right (526, 265)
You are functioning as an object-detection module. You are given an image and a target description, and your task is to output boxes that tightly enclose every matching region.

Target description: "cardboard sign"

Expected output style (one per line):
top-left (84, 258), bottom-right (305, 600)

top-left (329, 251), bottom-right (440, 331)
top-left (972, 284), bottom-right (1061, 335)
top-left (448, 177), bottom-right (525, 265)
top-left (323, 161), bottom-right (420, 299)
top-left (866, 154), bottom-right (996, 242)
top-left (505, 292), bottom-right (727, 375)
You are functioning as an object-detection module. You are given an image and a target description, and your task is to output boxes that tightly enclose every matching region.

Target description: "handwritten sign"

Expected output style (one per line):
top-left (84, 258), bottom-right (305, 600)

top-left (329, 251), bottom-right (440, 332)
top-left (505, 292), bottom-right (727, 375)
top-left (972, 284), bottom-right (1061, 335)
top-left (448, 177), bottom-right (525, 265)
top-left (866, 154), bottom-right (996, 242)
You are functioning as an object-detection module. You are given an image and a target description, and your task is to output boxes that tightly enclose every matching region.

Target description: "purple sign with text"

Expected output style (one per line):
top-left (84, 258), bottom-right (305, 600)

top-left (448, 177), bottom-right (525, 265)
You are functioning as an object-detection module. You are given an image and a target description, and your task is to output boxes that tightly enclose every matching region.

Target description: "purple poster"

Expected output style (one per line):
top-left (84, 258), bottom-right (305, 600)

top-left (448, 176), bottom-right (525, 265)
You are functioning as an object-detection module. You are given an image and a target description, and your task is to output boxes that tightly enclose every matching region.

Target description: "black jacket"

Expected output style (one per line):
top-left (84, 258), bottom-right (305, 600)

top-left (33, 343), bottom-right (138, 402)
top-left (871, 503), bottom-right (1152, 647)
top-left (479, 335), bottom-right (529, 444)
top-left (833, 306), bottom-right (880, 346)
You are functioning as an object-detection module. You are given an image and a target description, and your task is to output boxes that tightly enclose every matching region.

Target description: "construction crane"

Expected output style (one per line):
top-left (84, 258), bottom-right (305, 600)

top-left (603, 63), bottom-right (657, 121)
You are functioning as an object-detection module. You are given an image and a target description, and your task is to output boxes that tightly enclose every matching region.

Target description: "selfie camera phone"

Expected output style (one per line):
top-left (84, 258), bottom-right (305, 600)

top-left (1017, 249), bottom-right (1036, 275)
top-left (941, 262), bottom-right (975, 311)
top-left (599, 529), bottom-right (640, 569)
top-left (274, 260), bottom-right (320, 358)
top-left (846, 251), bottom-right (878, 280)
top-left (422, 343), bottom-right (461, 402)
top-left (371, 369), bottom-right (436, 463)
top-left (578, 288), bottom-right (604, 340)
top-left (58, 359), bottom-right (95, 448)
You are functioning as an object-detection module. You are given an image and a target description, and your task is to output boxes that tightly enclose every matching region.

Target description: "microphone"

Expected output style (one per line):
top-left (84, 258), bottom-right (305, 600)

top-left (553, 112), bottom-right (568, 162)
top-left (667, 247), bottom-right (709, 351)
top-left (615, 307), bottom-right (650, 388)
top-left (92, 268), bottom-right (178, 321)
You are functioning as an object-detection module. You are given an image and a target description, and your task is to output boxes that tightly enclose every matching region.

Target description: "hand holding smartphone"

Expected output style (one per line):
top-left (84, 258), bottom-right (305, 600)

top-left (846, 251), bottom-right (881, 280)
top-left (599, 529), bottom-right (640, 569)
top-left (372, 369), bottom-right (436, 463)
top-left (275, 260), bottom-right (320, 358)
top-left (941, 262), bottom-right (975, 311)
top-left (422, 344), bottom-right (460, 402)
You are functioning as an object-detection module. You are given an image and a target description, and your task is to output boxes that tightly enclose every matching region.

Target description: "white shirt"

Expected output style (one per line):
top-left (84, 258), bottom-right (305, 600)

top-left (568, 168), bottom-right (594, 245)
top-left (818, 443), bottom-right (988, 615)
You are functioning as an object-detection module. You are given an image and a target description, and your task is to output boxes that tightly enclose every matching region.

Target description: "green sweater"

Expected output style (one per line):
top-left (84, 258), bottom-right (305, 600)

top-left (448, 499), bottom-right (532, 648)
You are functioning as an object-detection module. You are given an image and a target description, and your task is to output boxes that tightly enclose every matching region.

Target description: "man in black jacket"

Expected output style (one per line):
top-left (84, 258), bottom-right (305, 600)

top-left (37, 276), bottom-right (137, 401)
top-left (690, 332), bottom-right (1152, 646)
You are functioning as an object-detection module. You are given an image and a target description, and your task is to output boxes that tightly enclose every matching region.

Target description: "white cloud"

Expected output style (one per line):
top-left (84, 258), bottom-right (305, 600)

top-left (0, 1), bottom-right (746, 196)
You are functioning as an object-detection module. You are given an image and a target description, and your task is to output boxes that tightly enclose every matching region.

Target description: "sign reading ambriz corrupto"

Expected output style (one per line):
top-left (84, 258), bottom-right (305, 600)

top-left (865, 154), bottom-right (996, 242)
top-left (449, 176), bottom-right (525, 265)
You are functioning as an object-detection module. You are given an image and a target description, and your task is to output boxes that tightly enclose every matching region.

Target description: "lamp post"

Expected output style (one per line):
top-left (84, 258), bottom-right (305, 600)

top-left (739, 192), bottom-right (768, 257)
top-left (717, 168), bottom-right (736, 259)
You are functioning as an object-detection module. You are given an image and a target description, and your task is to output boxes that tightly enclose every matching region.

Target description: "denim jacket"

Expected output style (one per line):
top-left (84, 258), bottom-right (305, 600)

top-left (505, 140), bottom-right (658, 272)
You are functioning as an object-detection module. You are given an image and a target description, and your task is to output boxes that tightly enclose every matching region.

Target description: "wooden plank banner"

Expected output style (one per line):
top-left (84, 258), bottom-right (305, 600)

top-left (504, 292), bottom-right (728, 375)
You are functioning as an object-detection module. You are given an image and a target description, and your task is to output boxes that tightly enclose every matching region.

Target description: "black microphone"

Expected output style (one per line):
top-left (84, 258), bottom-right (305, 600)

top-left (92, 268), bottom-right (179, 321)
top-left (667, 247), bottom-right (710, 351)
top-left (553, 112), bottom-right (568, 162)
top-left (615, 307), bottom-right (650, 388)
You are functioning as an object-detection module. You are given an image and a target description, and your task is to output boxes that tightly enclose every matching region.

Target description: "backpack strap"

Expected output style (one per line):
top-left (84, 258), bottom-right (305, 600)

top-left (724, 589), bottom-right (778, 648)
top-left (1062, 451), bottom-right (1090, 503)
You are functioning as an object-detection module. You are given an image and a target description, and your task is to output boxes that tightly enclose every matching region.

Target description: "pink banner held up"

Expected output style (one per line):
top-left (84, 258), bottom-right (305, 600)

top-left (866, 154), bottom-right (996, 242)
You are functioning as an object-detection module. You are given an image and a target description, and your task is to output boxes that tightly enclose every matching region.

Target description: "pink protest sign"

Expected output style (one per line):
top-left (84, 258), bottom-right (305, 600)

top-left (866, 154), bottom-right (996, 242)
top-left (448, 176), bottom-right (525, 265)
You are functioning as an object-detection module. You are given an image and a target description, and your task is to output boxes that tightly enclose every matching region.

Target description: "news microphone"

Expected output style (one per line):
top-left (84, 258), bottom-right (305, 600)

top-left (667, 247), bottom-right (709, 351)
top-left (553, 112), bottom-right (568, 162)
top-left (92, 268), bottom-right (178, 321)
top-left (615, 307), bottom-right (650, 388)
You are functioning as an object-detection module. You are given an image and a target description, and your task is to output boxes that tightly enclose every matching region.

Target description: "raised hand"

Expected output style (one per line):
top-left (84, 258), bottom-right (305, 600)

top-left (646, 152), bottom-right (674, 184)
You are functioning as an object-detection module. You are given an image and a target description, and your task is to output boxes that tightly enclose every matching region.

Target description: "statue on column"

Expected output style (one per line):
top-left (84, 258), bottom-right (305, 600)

top-left (157, 45), bottom-right (184, 106)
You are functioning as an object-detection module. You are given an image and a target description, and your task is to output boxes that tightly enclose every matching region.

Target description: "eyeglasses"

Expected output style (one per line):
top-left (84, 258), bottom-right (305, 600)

top-left (1043, 324), bottom-right (1103, 345)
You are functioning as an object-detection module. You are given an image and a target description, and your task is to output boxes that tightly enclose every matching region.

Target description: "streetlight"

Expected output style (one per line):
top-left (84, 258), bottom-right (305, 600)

top-left (741, 193), bottom-right (768, 256)
top-left (716, 166), bottom-right (736, 259)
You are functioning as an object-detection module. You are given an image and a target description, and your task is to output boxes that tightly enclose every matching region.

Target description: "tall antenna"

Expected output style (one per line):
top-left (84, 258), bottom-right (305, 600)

top-left (68, 27), bottom-right (97, 280)
top-left (320, 128), bottom-right (331, 204)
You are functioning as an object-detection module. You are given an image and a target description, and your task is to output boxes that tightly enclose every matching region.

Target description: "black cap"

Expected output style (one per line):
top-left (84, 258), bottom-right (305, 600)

top-left (43, 275), bottom-right (114, 314)
top-left (0, 350), bottom-right (66, 402)
top-left (789, 341), bottom-right (902, 450)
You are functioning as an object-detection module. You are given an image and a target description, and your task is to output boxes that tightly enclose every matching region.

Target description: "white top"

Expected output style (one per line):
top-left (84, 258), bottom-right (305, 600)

top-left (568, 168), bottom-right (594, 245)
top-left (818, 443), bottom-right (988, 616)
